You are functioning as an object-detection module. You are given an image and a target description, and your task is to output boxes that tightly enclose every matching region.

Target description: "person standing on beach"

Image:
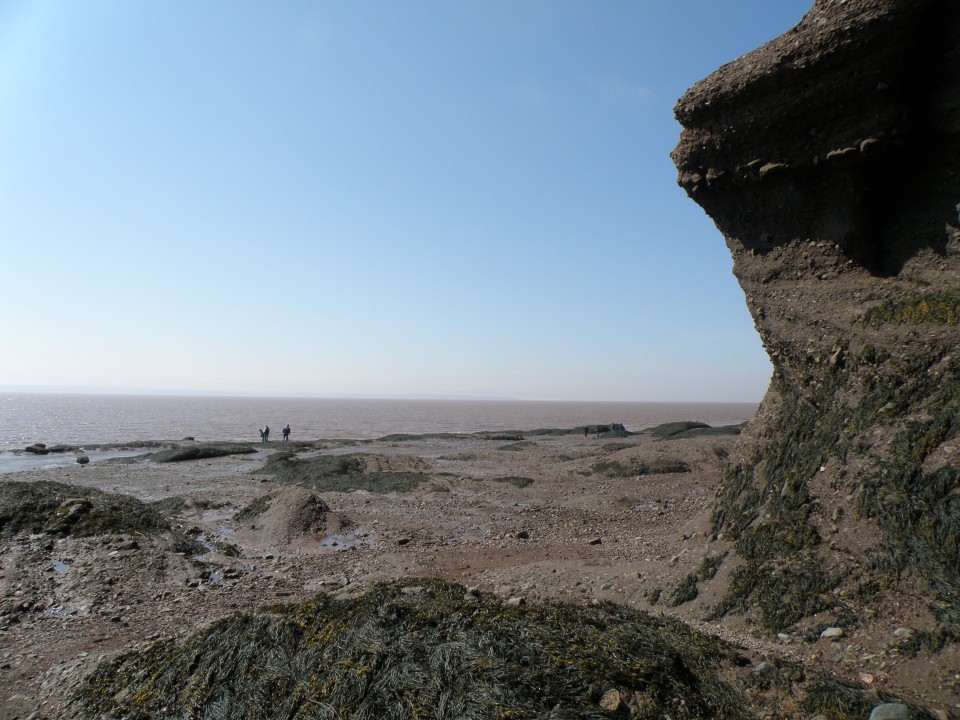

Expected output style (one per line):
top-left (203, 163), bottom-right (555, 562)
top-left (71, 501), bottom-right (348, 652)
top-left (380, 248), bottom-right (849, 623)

top-left (282, 424), bottom-right (290, 441)
top-left (262, 425), bottom-right (270, 443)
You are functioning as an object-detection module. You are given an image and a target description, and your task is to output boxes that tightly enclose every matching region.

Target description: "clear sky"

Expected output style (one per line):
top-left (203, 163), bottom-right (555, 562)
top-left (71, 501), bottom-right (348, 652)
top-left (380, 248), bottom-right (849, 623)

top-left (0, 1), bottom-right (811, 402)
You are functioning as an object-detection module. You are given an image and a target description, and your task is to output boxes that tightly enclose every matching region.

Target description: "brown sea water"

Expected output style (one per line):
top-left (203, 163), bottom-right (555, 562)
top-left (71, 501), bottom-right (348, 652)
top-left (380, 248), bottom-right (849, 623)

top-left (0, 393), bottom-right (756, 451)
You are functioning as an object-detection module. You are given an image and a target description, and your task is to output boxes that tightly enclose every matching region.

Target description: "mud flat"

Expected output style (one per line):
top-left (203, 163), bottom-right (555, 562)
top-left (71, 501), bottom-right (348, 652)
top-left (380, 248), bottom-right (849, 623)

top-left (0, 423), bottom-right (949, 719)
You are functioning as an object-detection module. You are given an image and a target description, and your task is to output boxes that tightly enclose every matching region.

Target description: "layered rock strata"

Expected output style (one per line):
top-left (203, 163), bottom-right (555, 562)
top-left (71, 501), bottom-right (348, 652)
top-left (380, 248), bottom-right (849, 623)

top-left (673, 0), bottom-right (960, 637)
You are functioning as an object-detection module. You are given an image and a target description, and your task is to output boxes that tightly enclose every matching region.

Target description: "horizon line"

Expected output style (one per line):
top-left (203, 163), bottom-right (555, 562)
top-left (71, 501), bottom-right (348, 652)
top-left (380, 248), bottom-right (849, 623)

top-left (0, 385), bottom-right (761, 404)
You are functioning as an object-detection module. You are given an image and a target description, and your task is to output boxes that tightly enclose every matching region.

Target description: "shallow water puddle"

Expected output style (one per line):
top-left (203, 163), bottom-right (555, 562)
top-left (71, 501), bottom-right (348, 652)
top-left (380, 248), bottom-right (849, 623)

top-left (0, 449), bottom-right (147, 474)
top-left (320, 530), bottom-right (374, 550)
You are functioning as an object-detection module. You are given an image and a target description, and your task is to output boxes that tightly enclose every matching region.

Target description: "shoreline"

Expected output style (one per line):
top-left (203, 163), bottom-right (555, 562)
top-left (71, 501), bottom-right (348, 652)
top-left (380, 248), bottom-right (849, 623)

top-left (0, 393), bottom-right (758, 451)
top-left (1, 423), bottom-right (953, 718)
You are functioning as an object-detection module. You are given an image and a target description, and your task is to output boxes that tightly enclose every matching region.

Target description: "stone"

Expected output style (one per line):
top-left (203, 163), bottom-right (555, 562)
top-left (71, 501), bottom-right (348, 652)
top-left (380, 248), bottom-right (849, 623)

top-left (504, 597), bottom-right (525, 608)
top-left (893, 627), bottom-right (914, 639)
top-left (599, 688), bottom-right (623, 712)
top-left (758, 162), bottom-right (787, 178)
top-left (76, 455), bottom-right (90, 464)
top-left (868, 703), bottom-right (915, 720)
top-left (751, 661), bottom-right (777, 677)
top-left (820, 627), bottom-right (845, 640)
top-left (587, 537), bottom-right (602, 546)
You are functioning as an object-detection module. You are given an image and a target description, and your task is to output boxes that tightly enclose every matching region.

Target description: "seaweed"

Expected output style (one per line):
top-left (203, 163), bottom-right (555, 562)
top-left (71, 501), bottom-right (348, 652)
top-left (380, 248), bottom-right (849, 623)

top-left (236, 493), bottom-right (273, 521)
top-left (636, 459), bottom-right (690, 475)
top-left (696, 553), bottom-right (727, 581)
top-left (497, 441), bottom-right (537, 452)
top-left (669, 574), bottom-right (700, 606)
top-left (645, 422), bottom-right (743, 441)
top-left (894, 623), bottom-right (960, 656)
top-left (147, 443), bottom-right (258, 463)
top-left (492, 476), bottom-right (535, 489)
top-left (798, 677), bottom-right (926, 720)
top-left (253, 453), bottom-right (429, 494)
top-left (600, 443), bottom-right (634, 453)
top-left (707, 359), bottom-right (865, 631)
top-left (591, 458), bottom-right (690, 478)
top-left (591, 459), bottom-right (631, 477)
top-left (862, 288), bottom-right (960, 328)
top-left (71, 578), bottom-right (751, 720)
top-left (709, 348), bottom-right (960, 633)
top-left (0, 481), bottom-right (169, 538)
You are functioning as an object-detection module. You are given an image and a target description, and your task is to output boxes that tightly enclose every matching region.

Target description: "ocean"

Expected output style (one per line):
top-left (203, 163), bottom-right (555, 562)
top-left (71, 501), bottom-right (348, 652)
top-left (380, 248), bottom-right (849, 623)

top-left (0, 393), bottom-right (757, 451)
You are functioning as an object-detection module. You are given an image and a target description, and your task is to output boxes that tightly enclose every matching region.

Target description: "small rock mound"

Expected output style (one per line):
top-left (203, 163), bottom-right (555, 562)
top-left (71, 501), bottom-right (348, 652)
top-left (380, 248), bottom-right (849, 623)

top-left (237, 486), bottom-right (345, 548)
top-left (254, 452), bottom-right (429, 493)
top-left (645, 421), bottom-right (743, 440)
top-left (147, 442), bottom-right (257, 463)
top-left (0, 481), bottom-right (168, 538)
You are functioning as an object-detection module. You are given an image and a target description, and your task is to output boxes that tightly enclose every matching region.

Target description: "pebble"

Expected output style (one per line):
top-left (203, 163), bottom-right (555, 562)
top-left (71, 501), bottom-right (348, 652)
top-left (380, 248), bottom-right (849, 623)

top-left (751, 661), bottom-right (777, 677)
top-left (868, 703), bottom-right (915, 720)
top-left (505, 597), bottom-right (525, 608)
top-left (820, 626), bottom-right (844, 640)
top-left (893, 627), bottom-right (913, 639)
top-left (599, 688), bottom-right (623, 712)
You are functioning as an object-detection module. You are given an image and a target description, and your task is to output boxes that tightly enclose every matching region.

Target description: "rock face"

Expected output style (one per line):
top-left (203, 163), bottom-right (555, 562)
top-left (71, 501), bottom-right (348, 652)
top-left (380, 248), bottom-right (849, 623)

top-left (673, 0), bottom-right (960, 632)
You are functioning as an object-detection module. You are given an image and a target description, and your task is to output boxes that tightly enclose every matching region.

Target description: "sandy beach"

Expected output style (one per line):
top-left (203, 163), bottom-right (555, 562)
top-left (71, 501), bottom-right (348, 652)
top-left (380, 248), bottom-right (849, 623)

top-left (1, 426), bottom-right (956, 718)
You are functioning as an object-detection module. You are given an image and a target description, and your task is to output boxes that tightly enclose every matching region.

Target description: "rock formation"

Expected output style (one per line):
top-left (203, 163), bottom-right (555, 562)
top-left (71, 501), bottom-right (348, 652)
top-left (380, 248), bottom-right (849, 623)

top-left (673, 0), bottom-right (960, 638)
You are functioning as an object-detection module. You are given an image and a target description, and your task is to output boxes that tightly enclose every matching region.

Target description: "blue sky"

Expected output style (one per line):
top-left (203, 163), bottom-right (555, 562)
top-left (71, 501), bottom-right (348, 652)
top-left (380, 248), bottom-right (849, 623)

top-left (0, 1), bottom-right (811, 401)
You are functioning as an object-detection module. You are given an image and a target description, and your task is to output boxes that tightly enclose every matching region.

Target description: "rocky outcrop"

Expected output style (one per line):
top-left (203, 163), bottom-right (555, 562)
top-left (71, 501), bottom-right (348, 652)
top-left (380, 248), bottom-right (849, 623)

top-left (673, 0), bottom-right (960, 636)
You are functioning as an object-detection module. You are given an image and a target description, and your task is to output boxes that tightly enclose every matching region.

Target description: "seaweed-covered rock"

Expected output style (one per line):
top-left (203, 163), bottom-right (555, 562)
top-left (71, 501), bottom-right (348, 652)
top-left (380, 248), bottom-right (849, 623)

top-left (71, 578), bottom-right (751, 720)
top-left (646, 421), bottom-right (743, 440)
top-left (0, 481), bottom-right (169, 538)
top-left (254, 452), bottom-right (429, 493)
top-left (147, 442), bottom-right (257, 463)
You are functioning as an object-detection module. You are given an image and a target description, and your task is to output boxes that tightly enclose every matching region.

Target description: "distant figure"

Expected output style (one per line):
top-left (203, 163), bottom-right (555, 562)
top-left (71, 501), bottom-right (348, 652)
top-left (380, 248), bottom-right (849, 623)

top-left (584, 425), bottom-right (589, 438)
top-left (282, 424), bottom-right (291, 441)
top-left (262, 425), bottom-right (270, 443)
top-left (259, 428), bottom-right (264, 442)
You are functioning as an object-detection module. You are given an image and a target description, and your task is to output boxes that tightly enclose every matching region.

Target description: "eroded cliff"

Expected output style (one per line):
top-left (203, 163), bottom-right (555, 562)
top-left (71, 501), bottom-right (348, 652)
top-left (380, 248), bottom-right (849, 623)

top-left (673, 0), bottom-right (960, 648)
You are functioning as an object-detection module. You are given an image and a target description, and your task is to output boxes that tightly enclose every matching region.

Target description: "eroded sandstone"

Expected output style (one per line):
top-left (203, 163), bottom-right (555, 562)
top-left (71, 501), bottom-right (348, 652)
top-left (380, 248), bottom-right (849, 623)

top-left (673, 0), bottom-right (960, 665)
